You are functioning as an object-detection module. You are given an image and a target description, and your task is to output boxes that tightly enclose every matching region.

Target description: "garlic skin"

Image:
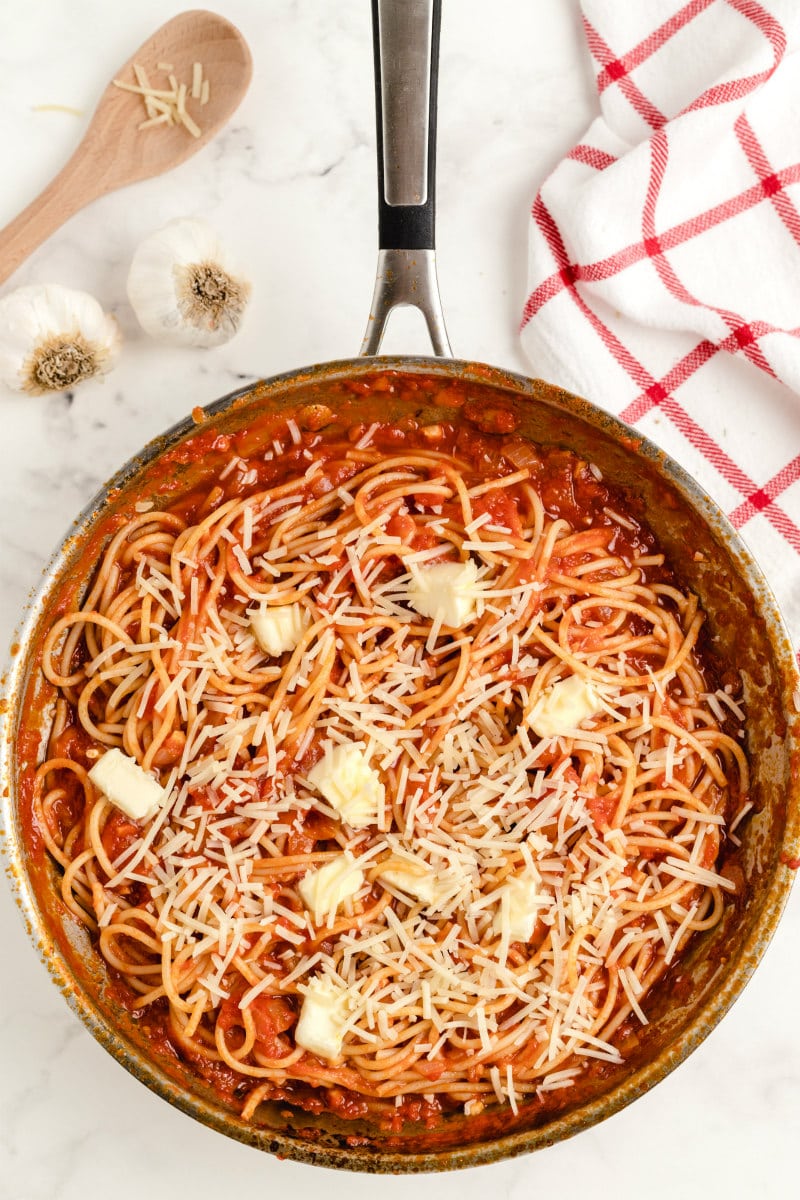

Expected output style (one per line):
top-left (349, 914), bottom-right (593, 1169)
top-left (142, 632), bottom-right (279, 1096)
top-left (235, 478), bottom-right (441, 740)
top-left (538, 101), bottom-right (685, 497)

top-left (0, 284), bottom-right (121, 395)
top-left (127, 218), bottom-right (251, 347)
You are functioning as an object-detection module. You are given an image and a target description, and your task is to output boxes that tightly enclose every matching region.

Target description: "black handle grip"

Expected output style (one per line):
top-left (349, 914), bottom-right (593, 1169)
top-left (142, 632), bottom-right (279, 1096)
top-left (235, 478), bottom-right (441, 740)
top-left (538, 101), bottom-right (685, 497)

top-left (371, 0), bottom-right (442, 251)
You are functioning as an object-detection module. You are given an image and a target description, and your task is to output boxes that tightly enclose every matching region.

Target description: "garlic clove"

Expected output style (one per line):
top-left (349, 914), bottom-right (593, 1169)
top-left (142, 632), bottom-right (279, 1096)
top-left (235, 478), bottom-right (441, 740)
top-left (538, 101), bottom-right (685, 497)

top-left (0, 284), bottom-right (121, 396)
top-left (127, 217), bottom-right (251, 347)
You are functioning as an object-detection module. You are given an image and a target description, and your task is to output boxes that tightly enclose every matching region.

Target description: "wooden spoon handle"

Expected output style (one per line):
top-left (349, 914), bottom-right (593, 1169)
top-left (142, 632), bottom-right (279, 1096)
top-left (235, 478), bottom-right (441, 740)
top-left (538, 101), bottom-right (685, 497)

top-left (0, 146), bottom-right (104, 288)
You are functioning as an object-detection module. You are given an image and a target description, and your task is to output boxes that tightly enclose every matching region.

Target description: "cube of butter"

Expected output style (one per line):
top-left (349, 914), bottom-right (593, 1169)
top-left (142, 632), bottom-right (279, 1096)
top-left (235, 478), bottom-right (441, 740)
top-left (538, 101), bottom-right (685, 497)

top-left (528, 674), bottom-right (601, 739)
top-left (307, 741), bottom-right (383, 829)
top-left (406, 560), bottom-right (481, 628)
top-left (88, 748), bottom-right (165, 823)
top-left (295, 976), bottom-right (349, 1061)
top-left (249, 602), bottom-right (309, 657)
top-left (298, 852), bottom-right (364, 925)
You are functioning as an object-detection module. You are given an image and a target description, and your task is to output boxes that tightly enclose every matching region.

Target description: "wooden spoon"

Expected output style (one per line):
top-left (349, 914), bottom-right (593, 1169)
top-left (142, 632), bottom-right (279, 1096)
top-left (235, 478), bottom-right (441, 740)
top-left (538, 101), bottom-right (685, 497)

top-left (0, 9), bottom-right (252, 287)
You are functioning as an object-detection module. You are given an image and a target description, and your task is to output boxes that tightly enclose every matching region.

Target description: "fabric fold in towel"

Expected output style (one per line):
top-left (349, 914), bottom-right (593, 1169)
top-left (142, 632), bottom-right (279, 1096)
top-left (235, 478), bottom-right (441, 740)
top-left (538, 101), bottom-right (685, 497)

top-left (521, 0), bottom-right (800, 642)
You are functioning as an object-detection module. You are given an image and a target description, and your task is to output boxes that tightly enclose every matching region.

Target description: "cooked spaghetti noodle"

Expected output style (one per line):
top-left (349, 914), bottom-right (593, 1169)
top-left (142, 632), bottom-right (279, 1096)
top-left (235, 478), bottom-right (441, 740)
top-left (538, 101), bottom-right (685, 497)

top-left (29, 377), bottom-right (748, 1126)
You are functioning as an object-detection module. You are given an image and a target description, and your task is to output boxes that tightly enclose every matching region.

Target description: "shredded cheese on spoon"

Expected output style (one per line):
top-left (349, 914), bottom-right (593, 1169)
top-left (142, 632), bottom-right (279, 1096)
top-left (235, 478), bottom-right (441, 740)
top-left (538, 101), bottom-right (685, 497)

top-left (112, 60), bottom-right (209, 136)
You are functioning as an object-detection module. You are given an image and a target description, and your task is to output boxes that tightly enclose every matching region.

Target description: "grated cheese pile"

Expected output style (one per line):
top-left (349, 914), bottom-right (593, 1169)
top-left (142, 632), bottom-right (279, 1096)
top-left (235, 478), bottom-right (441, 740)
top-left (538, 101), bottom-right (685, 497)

top-left (38, 408), bottom-right (749, 1121)
top-left (112, 60), bottom-right (210, 137)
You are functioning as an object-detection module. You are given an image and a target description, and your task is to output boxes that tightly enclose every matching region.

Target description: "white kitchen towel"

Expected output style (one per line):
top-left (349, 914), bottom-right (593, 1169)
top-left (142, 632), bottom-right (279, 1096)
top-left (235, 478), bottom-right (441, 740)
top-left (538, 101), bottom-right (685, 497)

top-left (521, 0), bottom-right (800, 650)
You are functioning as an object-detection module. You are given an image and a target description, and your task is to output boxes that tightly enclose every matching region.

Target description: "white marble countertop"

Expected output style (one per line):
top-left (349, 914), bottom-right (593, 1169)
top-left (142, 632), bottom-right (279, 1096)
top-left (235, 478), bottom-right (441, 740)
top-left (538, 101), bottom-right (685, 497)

top-left (1, 2), bottom-right (798, 1197)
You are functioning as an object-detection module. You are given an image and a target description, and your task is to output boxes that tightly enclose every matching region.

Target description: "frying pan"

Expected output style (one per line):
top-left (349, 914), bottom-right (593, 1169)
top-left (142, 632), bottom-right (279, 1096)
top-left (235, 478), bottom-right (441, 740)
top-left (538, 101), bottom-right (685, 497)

top-left (1, 0), bottom-right (799, 1174)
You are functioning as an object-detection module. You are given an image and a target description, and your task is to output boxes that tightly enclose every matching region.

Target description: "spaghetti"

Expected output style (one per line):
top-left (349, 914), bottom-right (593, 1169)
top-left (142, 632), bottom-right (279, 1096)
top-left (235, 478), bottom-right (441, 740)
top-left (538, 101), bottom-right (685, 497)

top-left (28, 375), bottom-right (748, 1127)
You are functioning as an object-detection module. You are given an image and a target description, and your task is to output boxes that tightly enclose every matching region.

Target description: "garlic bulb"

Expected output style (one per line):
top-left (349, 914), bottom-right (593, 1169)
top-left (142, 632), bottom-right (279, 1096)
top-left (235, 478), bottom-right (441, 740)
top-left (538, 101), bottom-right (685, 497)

top-left (127, 218), bottom-right (251, 347)
top-left (0, 284), bottom-right (120, 395)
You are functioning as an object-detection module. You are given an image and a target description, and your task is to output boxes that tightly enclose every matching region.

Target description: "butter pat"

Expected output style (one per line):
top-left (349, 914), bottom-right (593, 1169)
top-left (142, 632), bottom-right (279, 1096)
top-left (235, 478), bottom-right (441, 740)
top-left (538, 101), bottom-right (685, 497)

top-left (528, 674), bottom-right (601, 739)
top-left (295, 976), bottom-right (349, 1061)
top-left (88, 748), bottom-right (165, 823)
top-left (249, 602), bottom-right (309, 657)
top-left (307, 741), bottom-right (383, 829)
top-left (382, 860), bottom-right (440, 905)
top-left (492, 873), bottom-right (544, 943)
top-left (406, 560), bottom-right (481, 628)
top-left (299, 852), bottom-right (363, 925)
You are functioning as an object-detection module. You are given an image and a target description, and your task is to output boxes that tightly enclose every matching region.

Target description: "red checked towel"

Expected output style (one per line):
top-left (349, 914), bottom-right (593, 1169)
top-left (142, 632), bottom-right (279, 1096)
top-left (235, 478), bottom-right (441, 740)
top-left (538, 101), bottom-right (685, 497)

top-left (521, 0), bottom-right (800, 649)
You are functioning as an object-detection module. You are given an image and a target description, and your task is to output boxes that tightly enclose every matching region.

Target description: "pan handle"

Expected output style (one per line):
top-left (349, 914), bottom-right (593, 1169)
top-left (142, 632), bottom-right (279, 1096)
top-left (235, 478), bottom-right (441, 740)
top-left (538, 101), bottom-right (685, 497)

top-left (360, 0), bottom-right (452, 358)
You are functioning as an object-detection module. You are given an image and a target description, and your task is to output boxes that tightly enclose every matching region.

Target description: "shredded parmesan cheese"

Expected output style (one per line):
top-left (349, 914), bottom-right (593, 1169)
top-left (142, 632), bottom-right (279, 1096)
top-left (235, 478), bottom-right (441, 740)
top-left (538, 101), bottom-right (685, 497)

top-left (113, 60), bottom-right (207, 137)
top-left (35, 424), bottom-right (748, 1126)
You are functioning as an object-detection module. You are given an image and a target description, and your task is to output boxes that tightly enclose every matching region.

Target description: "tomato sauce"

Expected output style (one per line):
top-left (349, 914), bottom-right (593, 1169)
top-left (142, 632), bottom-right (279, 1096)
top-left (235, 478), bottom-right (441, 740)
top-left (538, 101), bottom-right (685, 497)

top-left (16, 368), bottom-right (746, 1142)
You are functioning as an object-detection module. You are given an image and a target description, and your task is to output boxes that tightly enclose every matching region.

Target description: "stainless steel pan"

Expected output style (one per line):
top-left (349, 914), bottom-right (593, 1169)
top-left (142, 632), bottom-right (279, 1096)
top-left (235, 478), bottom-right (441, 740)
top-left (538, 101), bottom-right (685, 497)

top-left (1, 0), bottom-right (799, 1173)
